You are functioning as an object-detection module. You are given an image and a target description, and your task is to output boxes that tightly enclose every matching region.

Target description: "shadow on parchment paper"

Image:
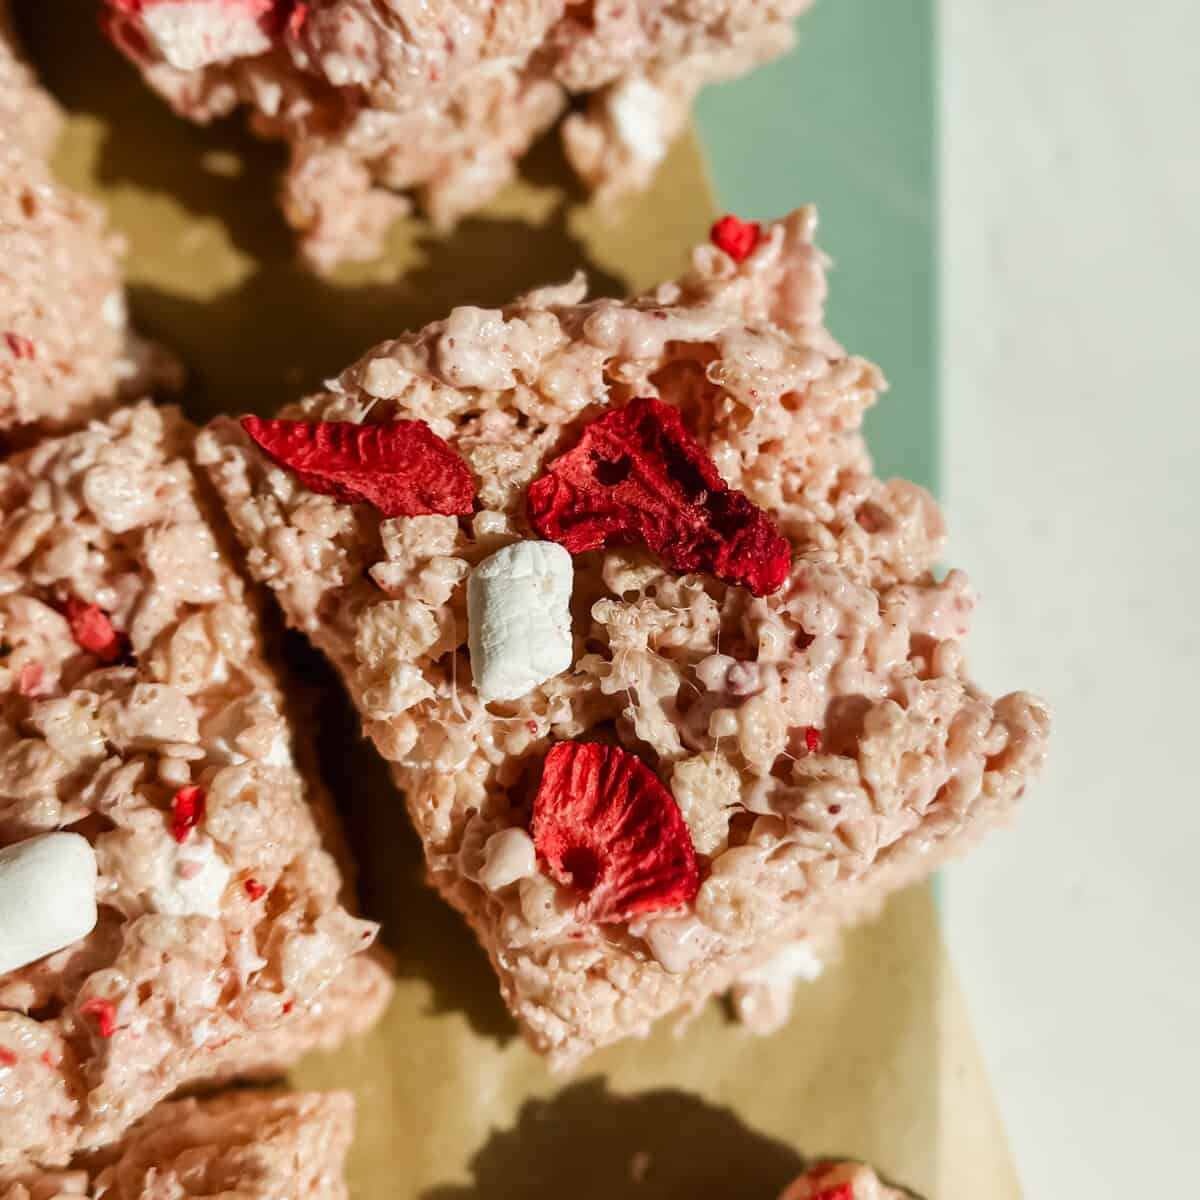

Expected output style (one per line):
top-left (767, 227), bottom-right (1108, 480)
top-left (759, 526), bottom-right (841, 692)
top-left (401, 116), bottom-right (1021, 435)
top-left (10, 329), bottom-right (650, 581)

top-left (285, 634), bottom-right (516, 1044)
top-left (19, 1), bottom-right (625, 422)
top-left (122, 185), bottom-right (625, 424)
top-left (423, 1077), bottom-right (808, 1200)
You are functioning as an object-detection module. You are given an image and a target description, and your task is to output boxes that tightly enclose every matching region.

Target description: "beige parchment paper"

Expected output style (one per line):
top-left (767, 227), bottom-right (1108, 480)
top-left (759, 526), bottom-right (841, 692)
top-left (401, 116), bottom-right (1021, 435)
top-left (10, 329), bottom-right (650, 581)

top-left (20, 5), bottom-right (1021, 1196)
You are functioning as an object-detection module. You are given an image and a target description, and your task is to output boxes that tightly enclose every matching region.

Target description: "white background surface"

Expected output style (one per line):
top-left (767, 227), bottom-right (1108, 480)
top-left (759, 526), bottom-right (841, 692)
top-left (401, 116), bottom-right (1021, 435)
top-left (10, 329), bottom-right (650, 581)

top-left (941, 2), bottom-right (1199, 1194)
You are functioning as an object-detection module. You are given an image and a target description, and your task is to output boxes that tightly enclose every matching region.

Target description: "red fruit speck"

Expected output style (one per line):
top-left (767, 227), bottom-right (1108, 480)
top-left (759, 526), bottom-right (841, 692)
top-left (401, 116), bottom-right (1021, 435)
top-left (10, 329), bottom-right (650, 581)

top-left (244, 879), bottom-right (268, 901)
top-left (80, 997), bottom-right (118, 1039)
top-left (282, 1001), bottom-right (294, 1015)
top-left (812, 1186), bottom-right (854, 1200)
top-left (526, 720), bottom-right (539, 736)
top-left (805, 726), bottom-right (821, 753)
top-left (710, 215), bottom-right (762, 263)
top-left (4, 332), bottom-right (35, 360)
top-left (171, 786), bottom-right (206, 844)
top-left (0, 1048), bottom-right (16, 1067)
top-left (65, 596), bottom-right (127, 663)
top-left (241, 415), bottom-right (476, 518)
top-left (532, 742), bottom-right (699, 924)
top-left (527, 396), bottom-right (791, 597)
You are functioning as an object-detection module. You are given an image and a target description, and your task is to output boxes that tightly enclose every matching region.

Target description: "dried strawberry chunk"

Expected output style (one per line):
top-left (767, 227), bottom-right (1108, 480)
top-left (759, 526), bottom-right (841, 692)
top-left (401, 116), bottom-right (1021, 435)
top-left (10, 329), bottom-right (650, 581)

top-left (812, 1186), bottom-right (854, 1200)
top-left (65, 596), bottom-right (128, 664)
top-left (710, 215), bottom-right (762, 262)
top-left (80, 997), bottom-right (118, 1039)
top-left (527, 397), bottom-right (790, 596)
top-left (805, 725), bottom-right (821, 753)
top-left (532, 742), bottom-right (699, 924)
top-left (241, 416), bottom-right (475, 518)
top-left (244, 878), bottom-right (268, 901)
top-left (171, 786), bottom-right (206, 844)
top-left (4, 332), bottom-right (35, 360)
top-left (0, 1047), bottom-right (16, 1067)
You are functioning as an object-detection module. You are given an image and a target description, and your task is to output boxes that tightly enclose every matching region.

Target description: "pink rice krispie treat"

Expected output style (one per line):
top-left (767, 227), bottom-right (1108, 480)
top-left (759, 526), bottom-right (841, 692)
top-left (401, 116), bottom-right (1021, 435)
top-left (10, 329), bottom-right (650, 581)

top-left (0, 1), bottom-right (61, 159)
top-left (0, 9), bottom-right (152, 436)
top-left (0, 1089), bottom-right (355, 1200)
top-left (198, 210), bottom-right (1050, 1068)
top-left (100, 0), bottom-right (814, 270)
top-left (779, 1160), bottom-right (909, 1200)
top-left (0, 402), bottom-right (391, 1168)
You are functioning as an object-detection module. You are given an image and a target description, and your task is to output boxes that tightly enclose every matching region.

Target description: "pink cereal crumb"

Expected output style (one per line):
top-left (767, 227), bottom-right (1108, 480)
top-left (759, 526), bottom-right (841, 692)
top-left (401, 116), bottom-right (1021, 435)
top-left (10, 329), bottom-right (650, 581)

top-left (17, 662), bottom-right (44, 696)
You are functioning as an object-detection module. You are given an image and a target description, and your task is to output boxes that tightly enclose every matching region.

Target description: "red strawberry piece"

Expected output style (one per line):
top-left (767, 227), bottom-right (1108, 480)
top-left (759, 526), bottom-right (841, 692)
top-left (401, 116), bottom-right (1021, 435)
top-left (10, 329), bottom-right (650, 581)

top-left (244, 878), bottom-right (268, 901)
top-left (812, 1186), bottom-right (854, 1200)
top-left (4, 332), bottom-right (35, 360)
top-left (532, 742), bottom-right (699, 924)
top-left (64, 596), bottom-right (128, 664)
top-left (0, 1048), bottom-right (16, 1067)
top-left (171, 786), bottom-right (206, 844)
top-left (80, 997), bottom-right (118, 1039)
top-left (241, 416), bottom-right (476, 518)
top-left (710, 215), bottom-right (762, 263)
top-left (527, 396), bottom-right (790, 596)
top-left (805, 725), bottom-right (821, 753)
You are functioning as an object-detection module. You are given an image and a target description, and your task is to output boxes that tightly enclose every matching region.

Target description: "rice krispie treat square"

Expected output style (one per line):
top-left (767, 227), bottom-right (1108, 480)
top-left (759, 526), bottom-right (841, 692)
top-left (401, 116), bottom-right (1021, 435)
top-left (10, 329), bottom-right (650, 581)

top-left (198, 210), bottom-right (1049, 1068)
top-left (0, 402), bottom-right (391, 1167)
top-left (100, 0), bottom-right (815, 270)
top-left (0, 7), bottom-right (154, 436)
top-left (1, 1089), bottom-right (355, 1200)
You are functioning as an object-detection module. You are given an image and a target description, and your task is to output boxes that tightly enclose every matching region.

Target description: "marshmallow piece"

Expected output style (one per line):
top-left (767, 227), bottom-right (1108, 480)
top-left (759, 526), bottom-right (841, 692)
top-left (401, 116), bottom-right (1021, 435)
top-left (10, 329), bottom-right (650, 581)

top-left (0, 833), bottom-right (98, 974)
top-left (479, 828), bottom-right (537, 892)
top-left (146, 834), bottom-right (232, 919)
top-left (739, 940), bottom-right (824, 989)
top-left (609, 75), bottom-right (670, 165)
top-left (467, 541), bottom-right (574, 702)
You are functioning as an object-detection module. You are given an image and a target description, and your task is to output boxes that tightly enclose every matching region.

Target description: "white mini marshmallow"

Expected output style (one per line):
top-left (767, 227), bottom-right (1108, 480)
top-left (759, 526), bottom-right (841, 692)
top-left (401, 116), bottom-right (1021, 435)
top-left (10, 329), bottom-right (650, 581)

top-left (146, 834), bottom-right (232, 919)
top-left (739, 941), bottom-right (824, 989)
top-left (478, 828), bottom-right (537, 892)
top-left (467, 541), bottom-right (574, 703)
top-left (0, 833), bottom-right (98, 974)
top-left (609, 75), bottom-right (669, 165)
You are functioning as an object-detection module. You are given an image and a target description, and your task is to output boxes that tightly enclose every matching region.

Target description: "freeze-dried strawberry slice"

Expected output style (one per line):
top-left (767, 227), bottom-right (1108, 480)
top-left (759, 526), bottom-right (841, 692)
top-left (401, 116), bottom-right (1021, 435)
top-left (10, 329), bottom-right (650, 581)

top-left (241, 416), bottom-right (476, 518)
top-left (710, 214), bottom-right (762, 262)
top-left (527, 396), bottom-right (790, 596)
top-left (532, 742), bottom-right (699, 924)
top-left (65, 596), bottom-right (128, 664)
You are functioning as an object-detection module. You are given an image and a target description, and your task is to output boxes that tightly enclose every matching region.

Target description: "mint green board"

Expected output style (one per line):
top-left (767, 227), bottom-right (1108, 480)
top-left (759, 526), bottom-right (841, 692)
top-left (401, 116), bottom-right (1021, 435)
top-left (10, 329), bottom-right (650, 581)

top-left (697, 0), bottom-right (938, 492)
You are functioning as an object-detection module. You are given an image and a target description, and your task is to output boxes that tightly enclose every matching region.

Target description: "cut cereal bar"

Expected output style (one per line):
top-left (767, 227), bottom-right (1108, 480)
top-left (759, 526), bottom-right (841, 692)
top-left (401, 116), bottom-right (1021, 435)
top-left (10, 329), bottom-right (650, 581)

top-left (0, 6), bottom-right (155, 436)
top-left (100, 0), bottom-right (816, 270)
top-left (0, 402), bottom-right (391, 1167)
top-left (198, 210), bottom-right (1050, 1068)
top-left (0, 1089), bottom-right (354, 1200)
